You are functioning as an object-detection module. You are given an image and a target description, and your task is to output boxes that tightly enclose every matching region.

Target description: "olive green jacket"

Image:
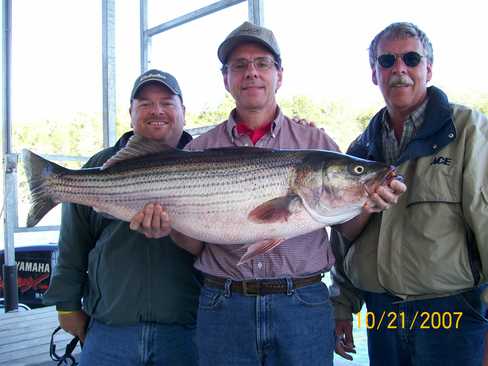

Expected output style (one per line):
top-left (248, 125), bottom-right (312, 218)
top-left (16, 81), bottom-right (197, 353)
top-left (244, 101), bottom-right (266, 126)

top-left (43, 131), bottom-right (202, 326)
top-left (332, 87), bottom-right (488, 320)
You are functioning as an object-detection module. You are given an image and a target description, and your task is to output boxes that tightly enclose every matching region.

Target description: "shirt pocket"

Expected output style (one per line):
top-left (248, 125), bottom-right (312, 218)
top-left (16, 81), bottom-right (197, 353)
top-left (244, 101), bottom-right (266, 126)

top-left (404, 162), bottom-right (464, 251)
top-left (396, 164), bottom-right (475, 293)
top-left (405, 161), bottom-right (460, 206)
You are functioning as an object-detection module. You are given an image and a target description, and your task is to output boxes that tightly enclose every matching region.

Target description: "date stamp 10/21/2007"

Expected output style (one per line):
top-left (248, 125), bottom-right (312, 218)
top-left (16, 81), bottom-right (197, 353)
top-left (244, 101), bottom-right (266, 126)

top-left (355, 311), bottom-right (463, 330)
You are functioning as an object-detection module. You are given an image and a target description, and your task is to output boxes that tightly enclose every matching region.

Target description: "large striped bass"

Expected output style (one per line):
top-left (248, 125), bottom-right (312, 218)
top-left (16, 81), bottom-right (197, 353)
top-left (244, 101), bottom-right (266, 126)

top-left (22, 135), bottom-right (396, 264)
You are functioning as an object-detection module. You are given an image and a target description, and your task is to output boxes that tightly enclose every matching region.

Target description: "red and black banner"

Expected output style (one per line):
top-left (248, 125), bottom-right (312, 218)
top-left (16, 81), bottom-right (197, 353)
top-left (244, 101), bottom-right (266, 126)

top-left (1, 245), bottom-right (58, 307)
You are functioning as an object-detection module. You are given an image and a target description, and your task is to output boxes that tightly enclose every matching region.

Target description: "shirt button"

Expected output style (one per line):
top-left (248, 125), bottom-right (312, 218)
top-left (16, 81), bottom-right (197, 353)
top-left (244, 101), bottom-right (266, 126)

top-left (432, 144), bottom-right (438, 150)
top-left (257, 262), bottom-right (263, 269)
top-left (448, 133), bottom-right (454, 138)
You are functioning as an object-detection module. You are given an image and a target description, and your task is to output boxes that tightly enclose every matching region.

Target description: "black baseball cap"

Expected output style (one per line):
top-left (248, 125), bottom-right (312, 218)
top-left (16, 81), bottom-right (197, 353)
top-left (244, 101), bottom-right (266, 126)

top-left (130, 69), bottom-right (183, 102)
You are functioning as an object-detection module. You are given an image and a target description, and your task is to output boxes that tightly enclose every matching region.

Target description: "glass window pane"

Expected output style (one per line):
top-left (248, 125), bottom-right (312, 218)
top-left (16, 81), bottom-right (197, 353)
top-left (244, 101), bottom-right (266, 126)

top-left (115, 1), bottom-right (141, 136)
top-left (11, 0), bottom-right (103, 156)
top-left (12, 0), bottom-right (102, 154)
top-left (10, 1), bottom-right (102, 239)
top-left (148, 2), bottom-right (248, 127)
top-left (147, 0), bottom-right (220, 28)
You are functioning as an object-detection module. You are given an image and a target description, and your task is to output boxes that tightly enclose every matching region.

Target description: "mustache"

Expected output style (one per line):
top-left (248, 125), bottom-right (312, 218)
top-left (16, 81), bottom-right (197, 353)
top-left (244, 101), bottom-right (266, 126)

top-left (389, 75), bottom-right (413, 87)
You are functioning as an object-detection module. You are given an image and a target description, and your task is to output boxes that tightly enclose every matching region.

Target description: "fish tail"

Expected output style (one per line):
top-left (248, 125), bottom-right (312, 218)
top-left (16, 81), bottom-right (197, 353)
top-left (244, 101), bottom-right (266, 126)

top-left (22, 149), bottom-right (66, 227)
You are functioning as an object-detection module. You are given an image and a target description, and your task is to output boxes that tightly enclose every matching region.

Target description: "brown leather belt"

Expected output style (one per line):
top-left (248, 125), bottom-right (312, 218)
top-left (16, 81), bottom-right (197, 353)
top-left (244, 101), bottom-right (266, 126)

top-left (204, 274), bottom-right (323, 296)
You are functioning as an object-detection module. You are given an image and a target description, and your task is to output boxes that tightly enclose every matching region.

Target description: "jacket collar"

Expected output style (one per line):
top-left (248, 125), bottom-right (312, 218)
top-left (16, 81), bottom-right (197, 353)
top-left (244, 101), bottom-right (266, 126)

top-left (114, 130), bottom-right (193, 151)
top-left (351, 86), bottom-right (455, 165)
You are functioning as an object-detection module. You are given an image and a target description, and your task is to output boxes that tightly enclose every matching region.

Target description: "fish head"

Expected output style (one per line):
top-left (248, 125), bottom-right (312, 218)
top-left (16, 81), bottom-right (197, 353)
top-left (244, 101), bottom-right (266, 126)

top-left (294, 151), bottom-right (396, 224)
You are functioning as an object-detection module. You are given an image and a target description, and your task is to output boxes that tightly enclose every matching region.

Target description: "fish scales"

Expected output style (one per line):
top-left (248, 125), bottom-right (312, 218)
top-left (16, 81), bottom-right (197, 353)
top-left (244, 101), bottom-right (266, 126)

top-left (106, 168), bottom-right (286, 217)
top-left (47, 152), bottom-right (298, 211)
top-left (23, 135), bottom-right (395, 262)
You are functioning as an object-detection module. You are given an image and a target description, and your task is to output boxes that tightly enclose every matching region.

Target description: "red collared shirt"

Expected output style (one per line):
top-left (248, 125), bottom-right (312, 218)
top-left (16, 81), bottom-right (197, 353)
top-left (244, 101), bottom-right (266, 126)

top-left (235, 121), bottom-right (273, 145)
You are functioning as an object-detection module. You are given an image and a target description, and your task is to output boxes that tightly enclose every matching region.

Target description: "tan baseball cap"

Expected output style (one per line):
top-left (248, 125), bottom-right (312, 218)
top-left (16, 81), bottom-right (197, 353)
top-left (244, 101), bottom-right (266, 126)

top-left (217, 21), bottom-right (281, 65)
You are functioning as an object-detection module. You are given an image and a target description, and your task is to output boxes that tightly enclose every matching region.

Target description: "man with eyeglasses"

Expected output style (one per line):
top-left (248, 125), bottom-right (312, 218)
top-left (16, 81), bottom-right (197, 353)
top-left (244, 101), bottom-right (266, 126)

top-left (332, 22), bottom-right (488, 366)
top-left (130, 21), bottom-right (405, 366)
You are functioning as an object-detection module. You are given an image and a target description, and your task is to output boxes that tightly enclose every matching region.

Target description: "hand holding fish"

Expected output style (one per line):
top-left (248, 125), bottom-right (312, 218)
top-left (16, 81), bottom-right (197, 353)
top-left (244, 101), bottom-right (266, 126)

top-left (129, 203), bottom-right (171, 239)
top-left (363, 177), bottom-right (406, 213)
top-left (338, 177), bottom-right (406, 241)
top-left (130, 204), bottom-right (204, 255)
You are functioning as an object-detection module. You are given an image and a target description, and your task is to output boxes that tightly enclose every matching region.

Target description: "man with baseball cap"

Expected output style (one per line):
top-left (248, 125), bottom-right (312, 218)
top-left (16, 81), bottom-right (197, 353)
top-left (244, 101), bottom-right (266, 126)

top-left (217, 21), bottom-right (281, 65)
top-left (131, 22), bottom-right (405, 366)
top-left (130, 69), bottom-right (183, 101)
top-left (43, 69), bottom-right (201, 366)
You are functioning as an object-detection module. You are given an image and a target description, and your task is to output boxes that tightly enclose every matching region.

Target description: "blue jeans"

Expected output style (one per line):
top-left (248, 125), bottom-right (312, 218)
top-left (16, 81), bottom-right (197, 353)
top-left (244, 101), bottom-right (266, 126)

top-left (80, 319), bottom-right (197, 366)
top-left (196, 280), bottom-right (335, 366)
top-left (363, 286), bottom-right (488, 366)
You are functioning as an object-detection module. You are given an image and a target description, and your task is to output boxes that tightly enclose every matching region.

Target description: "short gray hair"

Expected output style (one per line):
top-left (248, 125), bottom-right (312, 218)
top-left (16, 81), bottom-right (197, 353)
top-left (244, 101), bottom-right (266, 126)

top-left (368, 22), bottom-right (433, 68)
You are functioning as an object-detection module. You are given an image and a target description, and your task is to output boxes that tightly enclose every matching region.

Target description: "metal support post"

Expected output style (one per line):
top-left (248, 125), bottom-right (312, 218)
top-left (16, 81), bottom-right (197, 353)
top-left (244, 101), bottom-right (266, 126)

top-left (102, 0), bottom-right (117, 147)
top-left (2, 154), bottom-right (18, 312)
top-left (248, 0), bottom-right (264, 25)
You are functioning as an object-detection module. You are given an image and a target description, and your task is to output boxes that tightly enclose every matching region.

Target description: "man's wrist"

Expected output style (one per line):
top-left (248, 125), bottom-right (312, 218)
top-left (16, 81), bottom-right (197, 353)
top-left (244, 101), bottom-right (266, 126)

top-left (57, 310), bottom-right (77, 315)
top-left (55, 302), bottom-right (82, 312)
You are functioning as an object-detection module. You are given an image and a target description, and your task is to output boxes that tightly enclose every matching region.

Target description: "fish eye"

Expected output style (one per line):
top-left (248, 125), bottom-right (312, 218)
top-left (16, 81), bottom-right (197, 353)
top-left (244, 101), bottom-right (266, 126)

top-left (352, 165), bottom-right (365, 175)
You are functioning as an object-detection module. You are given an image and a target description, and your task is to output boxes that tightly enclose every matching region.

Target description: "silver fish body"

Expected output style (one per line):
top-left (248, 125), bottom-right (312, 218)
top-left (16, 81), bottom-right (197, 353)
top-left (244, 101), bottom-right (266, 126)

top-left (22, 135), bottom-right (394, 263)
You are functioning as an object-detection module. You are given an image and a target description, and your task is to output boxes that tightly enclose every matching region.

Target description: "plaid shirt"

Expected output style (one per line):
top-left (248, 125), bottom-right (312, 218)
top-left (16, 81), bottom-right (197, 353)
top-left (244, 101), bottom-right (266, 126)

top-left (381, 98), bottom-right (429, 165)
top-left (185, 108), bottom-right (339, 280)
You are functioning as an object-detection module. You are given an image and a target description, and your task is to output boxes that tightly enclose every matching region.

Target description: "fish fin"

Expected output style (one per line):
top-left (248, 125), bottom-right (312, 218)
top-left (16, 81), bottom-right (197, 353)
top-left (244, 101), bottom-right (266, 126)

top-left (248, 195), bottom-right (301, 223)
top-left (92, 205), bottom-right (139, 222)
top-left (101, 134), bottom-right (179, 169)
top-left (22, 149), bottom-right (66, 227)
top-left (237, 239), bottom-right (285, 265)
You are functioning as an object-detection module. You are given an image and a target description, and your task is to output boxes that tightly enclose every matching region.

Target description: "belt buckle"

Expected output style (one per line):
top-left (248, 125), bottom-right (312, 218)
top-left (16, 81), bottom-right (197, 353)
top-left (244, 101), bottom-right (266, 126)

top-left (242, 280), bottom-right (259, 296)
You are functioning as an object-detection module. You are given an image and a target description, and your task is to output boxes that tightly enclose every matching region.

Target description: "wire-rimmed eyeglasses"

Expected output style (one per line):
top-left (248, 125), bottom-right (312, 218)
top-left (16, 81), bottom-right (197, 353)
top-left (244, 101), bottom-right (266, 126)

top-left (225, 57), bottom-right (279, 73)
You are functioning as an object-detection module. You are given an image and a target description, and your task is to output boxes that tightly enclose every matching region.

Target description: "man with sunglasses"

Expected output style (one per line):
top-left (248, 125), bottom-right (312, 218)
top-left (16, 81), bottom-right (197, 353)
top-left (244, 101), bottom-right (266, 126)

top-left (131, 21), bottom-right (405, 366)
top-left (332, 22), bottom-right (488, 366)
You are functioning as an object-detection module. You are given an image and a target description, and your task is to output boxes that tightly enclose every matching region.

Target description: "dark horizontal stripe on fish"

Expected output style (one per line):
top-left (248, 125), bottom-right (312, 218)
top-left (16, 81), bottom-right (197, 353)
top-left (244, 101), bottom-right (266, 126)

top-left (50, 186), bottom-right (281, 205)
top-left (50, 170), bottom-right (289, 192)
top-left (58, 161), bottom-right (294, 184)
top-left (49, 177), bottom-right (286, 199)
top-left (102, 152), bottom-right (306, 172)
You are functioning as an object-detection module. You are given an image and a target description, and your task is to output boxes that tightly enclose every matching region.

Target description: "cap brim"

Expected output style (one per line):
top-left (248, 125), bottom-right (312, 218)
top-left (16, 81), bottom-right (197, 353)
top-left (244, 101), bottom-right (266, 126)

top-left (218, 35), bottom-right (278, 64)
top-left (131, 78), bottom-right (180, 100)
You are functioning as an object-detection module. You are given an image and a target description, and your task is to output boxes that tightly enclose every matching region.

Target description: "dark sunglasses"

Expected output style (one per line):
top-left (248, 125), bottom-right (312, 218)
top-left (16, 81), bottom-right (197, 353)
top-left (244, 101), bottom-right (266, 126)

top-left (377, 51), bottom-right (423, 68)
